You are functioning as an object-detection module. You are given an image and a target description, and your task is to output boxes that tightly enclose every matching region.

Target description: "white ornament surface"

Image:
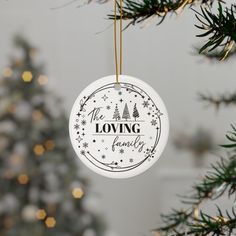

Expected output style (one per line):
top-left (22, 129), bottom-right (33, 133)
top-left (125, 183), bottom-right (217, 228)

top-left (69, 75), bottom-right (169, 178)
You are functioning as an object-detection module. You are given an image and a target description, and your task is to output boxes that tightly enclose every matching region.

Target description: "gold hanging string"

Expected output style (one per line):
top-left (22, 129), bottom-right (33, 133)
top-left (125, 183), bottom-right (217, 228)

top-left (114, 0), bottom-right (123, 84)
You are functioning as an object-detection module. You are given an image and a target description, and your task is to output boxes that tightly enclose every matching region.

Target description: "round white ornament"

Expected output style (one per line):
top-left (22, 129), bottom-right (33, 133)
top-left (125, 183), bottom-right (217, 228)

top-left (69, 75), bottom-right (169, 178)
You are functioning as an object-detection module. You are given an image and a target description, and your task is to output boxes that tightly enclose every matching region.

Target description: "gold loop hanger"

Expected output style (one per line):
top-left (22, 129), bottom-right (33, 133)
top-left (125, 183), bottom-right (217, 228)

top-left (114, 0), bottom-right (123, 84)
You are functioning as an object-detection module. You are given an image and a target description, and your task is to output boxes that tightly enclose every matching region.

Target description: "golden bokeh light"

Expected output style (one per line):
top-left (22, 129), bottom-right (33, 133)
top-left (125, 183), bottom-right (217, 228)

top-left (18, 174), bottom-right (29, 185)
top-left (3, 68), bottom-right (13, 77)
top-left (36, 209), bottom-right (47, 220)
top-left (7, 104), bottom-right (16, 114)
top-left (45, 140), bottom-right (55, 151)
top-left (45, 217), bottom-right (56, 228)
top-left (193, 207), bottom-right (199, 219)
top-left (33, 144), bottom-right (45, 156)
top-left (22, 71), bottom-right (33, 82)
top-left (38, 75), bottom-right (48, 85)
top-left (72, 187), bottom-right (84, 199)
top-left (32, 110), bottom-right (43, 121)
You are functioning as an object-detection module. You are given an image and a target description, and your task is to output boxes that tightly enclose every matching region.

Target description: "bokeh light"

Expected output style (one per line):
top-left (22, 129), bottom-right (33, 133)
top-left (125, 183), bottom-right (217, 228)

top-left (18, 174), bottom-right (29, 185)
top-left (72, 187), bottom-right (84, 199)
top-left (36, 209), bottom-right (47, 220)
top-left (38, 75), bottom-right (48, 85)
top-left (45, 140), bottom-right (55, 151)
top-left (3, 67), bottom-right (13, 77)
top-left (45, 217), bottom-right (56, 228)
top-left (32, 110), bottom-right (43, 121)
top-left (33, 144), bottom-right (45, 156)
top-left (22, 71), bottom-right (33, 82)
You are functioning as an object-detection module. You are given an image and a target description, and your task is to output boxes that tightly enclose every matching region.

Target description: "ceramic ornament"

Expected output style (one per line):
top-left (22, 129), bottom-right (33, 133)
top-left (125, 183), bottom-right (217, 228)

top-left (69, 75), bottom-right (169, 178)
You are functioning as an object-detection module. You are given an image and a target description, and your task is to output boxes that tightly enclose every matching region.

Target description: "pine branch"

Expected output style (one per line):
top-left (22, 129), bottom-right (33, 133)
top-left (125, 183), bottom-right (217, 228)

top-left (186, 157), bottom-right (236, 204)
top-left (195, 3), bottom-right (236, 60)
top-left (155, 207), bottom-right (236, 236)
top-left (200, 92), bottom-right (236, 108)
top-left (153, 126), bottom-right (236, 236)
top-left (188, 208), bottom-right (236, 236)
top-left (108, 0), bottom-right (216, 26)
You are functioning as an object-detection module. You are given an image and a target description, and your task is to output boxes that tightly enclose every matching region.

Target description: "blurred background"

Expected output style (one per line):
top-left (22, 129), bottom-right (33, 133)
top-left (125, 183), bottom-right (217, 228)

top-left (0, 1), bottom-right (235, 236)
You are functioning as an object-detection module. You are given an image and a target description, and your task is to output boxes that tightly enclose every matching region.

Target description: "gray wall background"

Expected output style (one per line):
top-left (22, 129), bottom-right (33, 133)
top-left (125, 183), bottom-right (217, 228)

top-left (0, 1), bottom-right (235, 235)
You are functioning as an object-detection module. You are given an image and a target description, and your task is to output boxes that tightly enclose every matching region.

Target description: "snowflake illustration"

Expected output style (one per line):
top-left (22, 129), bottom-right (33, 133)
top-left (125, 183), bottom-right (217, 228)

top-left (101, 155), bottom-right (106, 159)
top-left (119, 149), bottom-right (124, 154)
top-left (81, 120), bottom-right (86, 126)
top-left (151, 119), bottom-right (157, 126)
top-left (82, 142), bottom-right (88, 148)
top-left (156, 110), bottom-right (163, 117)
top-left (142, 100), bottom-right (149, 108)
top-left (106, 105), bottom-right (111, 110)
top-left (80, 150), bottom-right (85, 155)
top-left (76, 136), bottom-right (82, 143)
top-left (101, 94), bottom-right (108, 101)
top-left (74, 124), bottom-right (80, 130)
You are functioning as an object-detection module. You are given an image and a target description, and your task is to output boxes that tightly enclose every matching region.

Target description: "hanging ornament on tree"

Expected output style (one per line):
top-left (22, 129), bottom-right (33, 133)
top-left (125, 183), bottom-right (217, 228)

top-left (69, 0), bottom-right (169, 178)
top-left (69, 75), bottom-right (169, 178)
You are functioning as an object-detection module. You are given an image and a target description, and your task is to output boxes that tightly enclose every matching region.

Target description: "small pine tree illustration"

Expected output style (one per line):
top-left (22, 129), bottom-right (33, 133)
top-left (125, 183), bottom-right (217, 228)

top-left (122, 103), bottom-right (131, 120)
top-left (113, 104), bottom-right (121, 120)
top-left (133, 103), bottom-right (139, 121)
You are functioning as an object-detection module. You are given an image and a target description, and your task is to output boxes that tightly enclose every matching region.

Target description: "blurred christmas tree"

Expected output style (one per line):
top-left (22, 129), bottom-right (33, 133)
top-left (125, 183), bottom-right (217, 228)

top-left (0, 36), bottom-right (104, 236)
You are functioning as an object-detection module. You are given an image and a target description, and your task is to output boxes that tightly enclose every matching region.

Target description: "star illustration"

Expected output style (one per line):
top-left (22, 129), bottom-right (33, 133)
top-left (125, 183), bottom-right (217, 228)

top-left (119, 149), bottom-right (124, 154)
top-left (76, 136), bottom-right (82, 143)
top-left (151, 119), bottom-right (157, 126)
top-left (101, 155), bottom-right (106, 159)
top-left (82, 142), bottom-right (88, 148)
top-left (101, 94), bottom-right (108, 101)
top-left (81, 120), bottom-right (86, 126)
top-left (129, 158), bottom-right (133, 163)
top-left (106, 105), bottom-right (111, 110)
top-left (118, 91), bottom-right (122, 95)
top-left (77, 112), bottom-right (81, 117)
top-left (119, 98), bottom-right (123, 103)
top-left (142, 100), bottom-right (149, 108)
